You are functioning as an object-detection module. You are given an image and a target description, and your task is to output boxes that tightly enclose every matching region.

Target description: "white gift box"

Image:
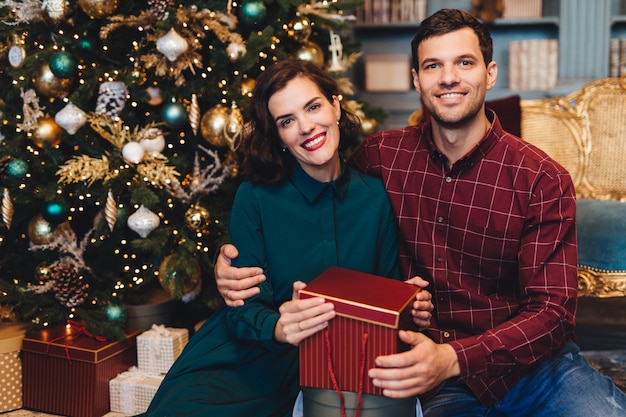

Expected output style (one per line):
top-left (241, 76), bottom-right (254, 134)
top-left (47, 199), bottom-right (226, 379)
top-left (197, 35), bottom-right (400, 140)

top-left (136, 324), bottom-right (188, 374)
top-left (109, 366), bottom-right (164, 415)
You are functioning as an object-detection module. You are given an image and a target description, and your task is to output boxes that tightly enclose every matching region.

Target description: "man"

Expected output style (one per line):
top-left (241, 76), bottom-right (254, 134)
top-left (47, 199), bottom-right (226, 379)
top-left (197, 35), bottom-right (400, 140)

top-left (215, 8), bottom-right (626, 417)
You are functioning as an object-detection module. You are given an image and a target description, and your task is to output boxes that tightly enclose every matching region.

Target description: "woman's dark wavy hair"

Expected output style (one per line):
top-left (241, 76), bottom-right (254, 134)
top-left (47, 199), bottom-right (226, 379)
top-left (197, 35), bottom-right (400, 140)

top-left (239, 59), bottom-right (361, 184)
top-left (410, 8), bottom-right (493, 72)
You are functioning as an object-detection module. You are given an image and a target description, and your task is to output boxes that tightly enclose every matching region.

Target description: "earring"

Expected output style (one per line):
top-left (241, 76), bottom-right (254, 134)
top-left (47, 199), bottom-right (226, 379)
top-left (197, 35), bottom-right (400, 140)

top-left (281, 147), bottom-right (287, 152)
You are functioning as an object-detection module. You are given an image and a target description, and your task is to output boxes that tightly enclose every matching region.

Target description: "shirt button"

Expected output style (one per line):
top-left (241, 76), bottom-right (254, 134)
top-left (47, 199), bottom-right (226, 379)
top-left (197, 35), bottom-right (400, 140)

top-left (436, 256), bottom-right (443, 263)
top-left (437, 216), bottom-right (444, 223)
top-left (443, 331), bottom-right (450, 338)
top-left (445, 176), bottom-right (452, 183)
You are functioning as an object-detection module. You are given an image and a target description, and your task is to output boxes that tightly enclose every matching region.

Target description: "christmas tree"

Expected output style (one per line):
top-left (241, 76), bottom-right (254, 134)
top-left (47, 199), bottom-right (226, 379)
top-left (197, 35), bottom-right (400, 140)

top-left (0, 0), bottom-right (375, 339)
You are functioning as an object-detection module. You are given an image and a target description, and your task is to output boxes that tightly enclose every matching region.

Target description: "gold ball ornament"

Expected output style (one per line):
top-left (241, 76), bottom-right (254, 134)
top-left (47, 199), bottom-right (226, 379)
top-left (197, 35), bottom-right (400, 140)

top-left (200, 104), bottom-right (244, 148)
top-left (359, 117), bottom-right (379, 137)
top-left (32, 64), bottom-right (73, 98)
top-left (27, 214), bottom-right (56, 245)
top-left (34, 263), bottom-right (53, 283)
top-left (240, 77), bottom-right (256, 96)
top-left (184, 204), bottom-right (211, 233)
top-left (294, 41), bottom-right (325, 68)
top-left (158, 255), bottom-right (202, 299)
top-left (286, 16), bottom-right (312, 41)
top-left (31, 116), bottom-right (62, 148)
top-left (78, 0), bottom-right (119, 19)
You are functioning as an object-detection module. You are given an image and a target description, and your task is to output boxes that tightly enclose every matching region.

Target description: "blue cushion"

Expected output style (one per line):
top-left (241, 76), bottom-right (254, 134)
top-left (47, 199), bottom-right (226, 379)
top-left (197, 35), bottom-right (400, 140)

top-left (577, 198), bottom-right (626, 271)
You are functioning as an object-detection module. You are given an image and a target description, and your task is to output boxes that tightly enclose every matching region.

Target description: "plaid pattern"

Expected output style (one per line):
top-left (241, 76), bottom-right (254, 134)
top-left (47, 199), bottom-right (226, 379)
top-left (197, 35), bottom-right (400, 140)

top-left (349, 111), bottom-right (578, 406)
top-left (137, 326), bottom-right (188, 375)
top-left (109, 367), bottom-right (164, 414)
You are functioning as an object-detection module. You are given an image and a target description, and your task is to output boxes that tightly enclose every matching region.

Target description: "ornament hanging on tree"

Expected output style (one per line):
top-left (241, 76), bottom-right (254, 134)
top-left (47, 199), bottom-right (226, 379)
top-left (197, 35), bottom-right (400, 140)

top-left (95, 81), bottom-right (128, 117)
top-left (6, 159), bottom-right (28, 179)
top-left (156, 28), bottom-right (189, 62)
top-left (294, 41), bottom-right (325, 68)
top-left (127, 205), bottom-right (160, 238)
top-left (328, 31), bottom-right (345, 72)
top-left (239, 1), bottom-right (267, 25)
top-left (285, 16), bottom-right (312, 41)
top-left (8, 34), bottom-right (26, 69)
top-left (161, 100), bottom-right (188, 128)
top-left (184, 204), bottom-right (211, 233)
top-left (148, 0), bottom-right (174, 20)
top-left (27, 214), bottom-right (56, 245)
top-left (2, 188), bottom-right (13, 230)
top-left (49, 51), bottom-right (78, 79)
top-left (240, 77), bottom-right (255, 97)
top-left (32, 64), bottom-right (72, 98)
top-left (158, 254), bottom-right (202, 301)
top-left (359, 116), bottom-right (379, 137)
top-left (121, 142), bottom-right (145, 164)
top-left (104, 304), bottom-right (126, 321)
top-left (189, 94), bottom-right (200, 136)
top-left (200, 103), bottom-right (243, 148)
top-left (146, 86), bottom-right (163, 106)
top-left (55, 102), bottom-right (87, 135)
top-left (226, 42), bottom-right (247, 62)
top-left (42, 0), bottom-right (66, 21)
top-left (104, 190), bottom-right (117, 231)
top-left (42, 200), bottom-right (69, 225)
top-left (138, 127), bottom-right (166, 154)
top-left (31, 116), bottom-right (62, 148)
top-left (78, 0), bottom-right (119, 19)
top-left (52, 262), bottom-right (87, 308)
top-left (34, 263), bottom-right (53, 283)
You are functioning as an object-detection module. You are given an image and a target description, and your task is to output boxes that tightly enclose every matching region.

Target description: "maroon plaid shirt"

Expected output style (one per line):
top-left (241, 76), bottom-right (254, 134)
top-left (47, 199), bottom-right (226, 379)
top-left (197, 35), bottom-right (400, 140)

top-left (349, 111), bottom-right (578, 406)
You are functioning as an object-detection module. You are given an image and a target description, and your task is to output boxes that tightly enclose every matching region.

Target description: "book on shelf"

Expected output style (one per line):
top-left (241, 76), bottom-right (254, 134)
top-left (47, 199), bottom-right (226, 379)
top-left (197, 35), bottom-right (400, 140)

top-left (508, 38), bottom-right (558, 91)
top-left (502, 0), bottom-right (543, 19)
top-left (357, 0), bottom-right (426, 24)
top-left (609, 38), bottom-right (626, 77)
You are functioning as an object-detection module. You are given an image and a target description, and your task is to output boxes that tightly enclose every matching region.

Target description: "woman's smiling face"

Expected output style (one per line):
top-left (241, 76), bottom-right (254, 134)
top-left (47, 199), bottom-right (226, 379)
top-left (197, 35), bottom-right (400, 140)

top-left (268, 75), bottom-right (342, 183)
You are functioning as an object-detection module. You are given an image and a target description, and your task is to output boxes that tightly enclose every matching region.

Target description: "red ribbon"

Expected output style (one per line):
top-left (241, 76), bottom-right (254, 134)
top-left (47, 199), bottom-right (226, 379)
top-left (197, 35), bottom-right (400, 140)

top-left (45, 320), bottom-right (107, 364)
top-left (324, 329), bottom-right (369, 417)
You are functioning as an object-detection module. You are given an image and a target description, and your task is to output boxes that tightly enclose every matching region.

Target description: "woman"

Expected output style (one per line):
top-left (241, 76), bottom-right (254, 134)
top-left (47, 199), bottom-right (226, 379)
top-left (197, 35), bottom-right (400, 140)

top-left (141, 60), bottom-right (423, 417)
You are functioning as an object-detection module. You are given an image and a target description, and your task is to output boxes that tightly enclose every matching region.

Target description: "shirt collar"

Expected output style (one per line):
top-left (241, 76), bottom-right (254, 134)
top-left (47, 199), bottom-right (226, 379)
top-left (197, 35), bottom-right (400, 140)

top-left (427, 108), bottom-right (503, 171)
top-left (291, 161), bottom-right (350, 203)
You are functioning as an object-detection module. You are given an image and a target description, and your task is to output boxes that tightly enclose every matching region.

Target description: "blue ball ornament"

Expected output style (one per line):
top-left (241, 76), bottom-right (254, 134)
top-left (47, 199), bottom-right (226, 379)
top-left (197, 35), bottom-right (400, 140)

top-left (49, 51), bottom-right (78, 79)
top-left (161, 101), bottom-right (188, 128)
top-left (240, 1), bottom-right (267, 25)
top-left (42, 200), bottom-right (69, 224)
top-left (104, 304), bottom-right (127, 321)
top-left (7, 159), bottom-right (28, 179)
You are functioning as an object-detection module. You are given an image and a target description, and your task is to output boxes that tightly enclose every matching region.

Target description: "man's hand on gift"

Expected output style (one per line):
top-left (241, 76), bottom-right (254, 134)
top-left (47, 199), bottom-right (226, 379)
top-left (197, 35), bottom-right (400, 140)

top-left (368, 331), bottom-right (460, 398)
top-left (214, 244), bottom-right (265, 307)
top-left (405, 276), bottom-right (433, 331)
top-left (274, 281), bottom-right (336, 346)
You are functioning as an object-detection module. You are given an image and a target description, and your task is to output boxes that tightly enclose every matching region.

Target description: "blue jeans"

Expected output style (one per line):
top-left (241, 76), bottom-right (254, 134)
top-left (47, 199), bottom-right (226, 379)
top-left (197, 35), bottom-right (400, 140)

top-left (422, 343), bottom-right (626, 417)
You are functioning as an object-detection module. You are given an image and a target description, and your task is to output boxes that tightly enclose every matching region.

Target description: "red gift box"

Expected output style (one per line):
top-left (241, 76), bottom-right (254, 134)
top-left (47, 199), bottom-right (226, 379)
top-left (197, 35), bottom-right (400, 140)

top-left (299, 266), bottom-right (420, 396)
top-left (22, 323), bottom-right (140, 417)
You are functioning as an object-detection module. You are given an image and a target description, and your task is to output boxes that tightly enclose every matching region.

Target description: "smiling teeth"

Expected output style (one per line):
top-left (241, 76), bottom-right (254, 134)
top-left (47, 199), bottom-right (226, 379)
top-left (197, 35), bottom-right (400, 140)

top-left (440, 93), bottom-right (464, 98)
top-left (303, 136), bottom-right (324, 149)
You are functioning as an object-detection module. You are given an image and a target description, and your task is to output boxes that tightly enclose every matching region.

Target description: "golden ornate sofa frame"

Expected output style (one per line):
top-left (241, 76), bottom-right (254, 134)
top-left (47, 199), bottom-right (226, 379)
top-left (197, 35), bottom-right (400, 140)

top-left (409, 77), bottom-right (626, 298)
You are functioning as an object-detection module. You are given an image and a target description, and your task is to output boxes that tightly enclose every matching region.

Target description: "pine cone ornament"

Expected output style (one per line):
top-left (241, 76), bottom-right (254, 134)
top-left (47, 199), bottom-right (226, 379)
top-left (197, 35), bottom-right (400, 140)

top-left (0, 156), bottom-right (12, 175)
top-left (148, 0), bottom-right (173, 20)
top-left (52, 262), bottom-right (87, 308)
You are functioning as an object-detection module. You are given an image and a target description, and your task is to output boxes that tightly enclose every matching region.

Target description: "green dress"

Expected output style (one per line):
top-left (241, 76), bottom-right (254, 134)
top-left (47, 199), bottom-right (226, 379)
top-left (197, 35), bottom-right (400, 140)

top-left (140, 163), bottom-right (400, 417)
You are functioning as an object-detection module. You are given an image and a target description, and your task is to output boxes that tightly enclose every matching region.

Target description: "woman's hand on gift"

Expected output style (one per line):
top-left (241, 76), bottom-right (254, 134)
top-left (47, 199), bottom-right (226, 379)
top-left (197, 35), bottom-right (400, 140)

top-left (274, 281), bottom-right (336, 346)
top-left (405, 276), bottom-right (433, 331)
top-left (214, 244), bottom-right (266, 307)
